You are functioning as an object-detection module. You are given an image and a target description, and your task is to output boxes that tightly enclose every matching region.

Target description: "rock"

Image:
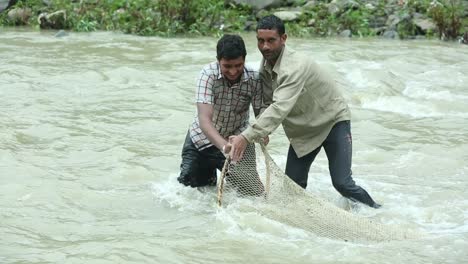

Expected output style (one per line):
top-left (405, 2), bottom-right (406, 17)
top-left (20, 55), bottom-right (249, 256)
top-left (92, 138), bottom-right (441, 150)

top-left (243, 20), bottom-right (256, 31)
top-left (365, 3), bottom-right (375, 10)
top-left (336, 0), bottom-right (359, 9)
top-left (307, 18), bottom-right (316, 26)
top-left (386, 14), bottom-right (400, 29)
top-left (462, 32), bottom-right (468, 44)
top-left (226, 0), bottom-right (283, 10)
top-left (373, 27), bottom-right (386, 35)
top-left (273, 10), bottom-right (302, 21)
top-left (369, 17), bottom-right (386, 28)
top-left (339, 29), bottom-right (352, 37)
top-left (0, 0), bottom-right (9, 12)
top-left (7, 7), bottom-right (31, 25)
top-left (54, 29), bottom-right (69, 38)
top-left (413, 18), bottom-right (436, 33)
top-left (328, 0), bottom-right (359, 15)
top-left (255, 9), bottom-right (269, 19)
top-left (303, 0), bottom-right (317, 9)
top-left (0, 0), bottom-right (17, 13)
top-left (413, 12), bottom-right (423, 19)
top-left (38, 10), bottom-right (67, 29)
top-left (327, 2), bottom-right (340, 15)
top-left (382, 30), bottom-right (399, 39)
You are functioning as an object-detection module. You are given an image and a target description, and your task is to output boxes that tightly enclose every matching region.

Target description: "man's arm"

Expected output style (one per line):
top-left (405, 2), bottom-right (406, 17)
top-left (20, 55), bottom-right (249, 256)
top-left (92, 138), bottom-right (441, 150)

top-left (251, 76), bottom-right (265, 118)
top-left (198, 103), bottom-right (228, 152)
top-left (251, 77), bottom-right (270, 145)
top-left (230, 67), bottom-right (306, 161)
top-left (246, 67), bottom-right (306, 141)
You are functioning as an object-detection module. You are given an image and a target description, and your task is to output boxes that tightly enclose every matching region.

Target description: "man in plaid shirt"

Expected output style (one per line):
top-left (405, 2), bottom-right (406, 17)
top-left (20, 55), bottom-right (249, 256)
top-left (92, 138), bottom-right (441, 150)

top-left (177, 34), bottom-right (266, 188)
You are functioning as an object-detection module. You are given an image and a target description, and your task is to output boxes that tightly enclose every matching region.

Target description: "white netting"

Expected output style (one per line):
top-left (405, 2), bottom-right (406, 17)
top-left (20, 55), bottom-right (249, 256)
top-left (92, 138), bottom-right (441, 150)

top-left (217, 142), bottom-right (423, 242)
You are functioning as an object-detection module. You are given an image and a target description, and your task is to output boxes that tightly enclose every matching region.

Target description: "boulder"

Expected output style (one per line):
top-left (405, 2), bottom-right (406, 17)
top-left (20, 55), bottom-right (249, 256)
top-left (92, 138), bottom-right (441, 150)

top-left (413, 17), bottom-right (436, 33)
top-left (328, 0), bottom-right (359, 15)
top-left (0, 0), bottom-right (17, 13)
top-left (54, 29), bottom-right (69, 38)
top-left (339, 29), bottom-right (352, 37)
top-left (364, 3), bottom-right (376, 10)
top-left (273, 10), bottom-right (302, 21)
top-left (303, 0), bottom-right (318, 9)
top-left (226, 0), bottom-right (283, 10)
top-left (0, 0), bottom-right (9, 12)
top-left (7, 7), bottom-right (31, 25)
top-left (382, 30), bottom-right (399, 39)
top-left (38, 10), bottom-right (67, 29)
top-left (385, 14), bottom-right (400, 29)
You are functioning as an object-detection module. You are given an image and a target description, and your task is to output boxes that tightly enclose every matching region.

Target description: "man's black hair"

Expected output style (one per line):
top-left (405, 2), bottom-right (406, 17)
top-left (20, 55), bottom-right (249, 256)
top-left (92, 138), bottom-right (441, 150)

top-left (256, 15), bottom-right (285, 35)
top-left (216, 34), bottom-right (247, 60)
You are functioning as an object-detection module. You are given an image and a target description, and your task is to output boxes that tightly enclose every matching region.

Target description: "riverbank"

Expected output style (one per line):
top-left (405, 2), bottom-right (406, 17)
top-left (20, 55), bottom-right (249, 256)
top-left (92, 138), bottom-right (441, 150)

top-left (1, 0), bottom-right (467, 41)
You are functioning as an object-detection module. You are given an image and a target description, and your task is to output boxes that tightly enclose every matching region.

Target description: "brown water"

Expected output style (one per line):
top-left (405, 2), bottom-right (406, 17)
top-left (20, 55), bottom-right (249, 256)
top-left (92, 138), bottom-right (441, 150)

top-left (1, 29), bottom-right (467, 263)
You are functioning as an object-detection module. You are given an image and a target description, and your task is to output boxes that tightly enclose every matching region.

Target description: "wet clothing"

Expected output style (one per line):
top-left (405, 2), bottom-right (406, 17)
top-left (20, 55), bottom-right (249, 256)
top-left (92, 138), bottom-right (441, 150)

top-left (285, 121), bottom-right (378, 207)
top-left (190, 61), bottom-right (263, 150)
top-left (178, 131), bottom-right (223, 187)
top-left (241, 46), bottom-right (350, 158)
top-left (178, 130), bottom-right (264, 196)
top-left (240, 46), bottom-right (379, 208)
top-left (178, 61), bottom-right (264, 188)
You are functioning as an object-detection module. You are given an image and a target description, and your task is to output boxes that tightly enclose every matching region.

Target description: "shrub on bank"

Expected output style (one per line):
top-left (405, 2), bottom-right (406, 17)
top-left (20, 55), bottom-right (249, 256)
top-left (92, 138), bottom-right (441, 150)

top-left (0, 0), bottom-right (466, 40)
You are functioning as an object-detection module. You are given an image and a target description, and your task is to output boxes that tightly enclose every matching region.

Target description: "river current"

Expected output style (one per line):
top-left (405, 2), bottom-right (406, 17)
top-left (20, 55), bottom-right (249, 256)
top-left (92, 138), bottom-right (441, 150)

top-left (1, 29), bottom-right (467, 263)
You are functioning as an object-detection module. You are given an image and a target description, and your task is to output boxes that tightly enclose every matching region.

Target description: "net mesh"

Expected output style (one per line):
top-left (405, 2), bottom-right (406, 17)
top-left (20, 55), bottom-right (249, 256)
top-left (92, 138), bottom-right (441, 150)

top-left (217, 142), bottom-right (423, 242)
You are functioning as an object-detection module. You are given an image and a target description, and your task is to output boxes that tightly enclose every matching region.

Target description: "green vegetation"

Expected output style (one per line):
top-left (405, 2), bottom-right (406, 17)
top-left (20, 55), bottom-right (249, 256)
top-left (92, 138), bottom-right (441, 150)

top-left (0, 0), bottom-right (466, 40)
top-left (0, 0), bottom-right (253, 36)
top-left (427, 0), bottom-right (464, 39)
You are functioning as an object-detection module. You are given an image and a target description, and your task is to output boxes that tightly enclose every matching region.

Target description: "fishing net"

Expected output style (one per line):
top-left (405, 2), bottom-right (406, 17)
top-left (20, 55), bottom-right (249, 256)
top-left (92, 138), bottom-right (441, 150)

top-left (217, 142), bottom-right (423, 242)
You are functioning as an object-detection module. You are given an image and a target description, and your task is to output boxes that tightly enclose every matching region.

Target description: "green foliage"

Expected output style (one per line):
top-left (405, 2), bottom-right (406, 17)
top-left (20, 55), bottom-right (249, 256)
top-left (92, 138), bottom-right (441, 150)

top-left (427, 0), bottom-right (463, 40)
top-left (0, 0), bottom-right (465, 39)
top-left (338, 8), bottom-right (374, 36)
top-left (293, 2), bottom-right (377, 37)
top-left (0, 0), bottom-right (253, 36)
top-left (76, 19), bottom-right (98, 32)
top-left (397, 19), bottom-right (418, 39)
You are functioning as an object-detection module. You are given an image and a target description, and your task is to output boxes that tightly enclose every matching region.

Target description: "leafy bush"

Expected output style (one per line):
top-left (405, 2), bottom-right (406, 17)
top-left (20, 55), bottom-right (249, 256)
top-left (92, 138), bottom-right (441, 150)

top-left (0, 0), bottom-right (253, 36)
top-left (1, 0), bottom-right (466, 39)
top-left (427, 0), bottom-right (463, 40)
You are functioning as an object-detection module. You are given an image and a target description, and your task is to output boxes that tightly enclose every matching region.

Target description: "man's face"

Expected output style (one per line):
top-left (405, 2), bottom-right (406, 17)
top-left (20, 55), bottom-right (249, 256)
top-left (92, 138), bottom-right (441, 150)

top-left (219, 57), bottom-right (245, 83)
top-left (257, 29), bottom-right (286, 63)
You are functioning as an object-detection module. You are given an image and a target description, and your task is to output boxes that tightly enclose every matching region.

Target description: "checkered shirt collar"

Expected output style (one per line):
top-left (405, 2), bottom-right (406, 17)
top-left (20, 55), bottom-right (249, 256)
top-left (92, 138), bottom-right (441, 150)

top-left (215, 62), bottom-right (252, 83)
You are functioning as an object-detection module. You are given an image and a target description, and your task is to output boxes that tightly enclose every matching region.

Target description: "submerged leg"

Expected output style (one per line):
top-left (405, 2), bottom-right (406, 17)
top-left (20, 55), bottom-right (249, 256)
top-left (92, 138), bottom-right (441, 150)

top-left (323, 121), bottom-right (381, 208)
top-left (285, 145), bottom-right (321, 189)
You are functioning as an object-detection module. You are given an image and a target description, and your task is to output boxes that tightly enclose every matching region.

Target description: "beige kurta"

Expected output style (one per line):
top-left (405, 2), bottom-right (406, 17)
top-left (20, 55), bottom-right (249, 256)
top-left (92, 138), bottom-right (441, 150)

top-left (242, 46), bottom-right (351, 158)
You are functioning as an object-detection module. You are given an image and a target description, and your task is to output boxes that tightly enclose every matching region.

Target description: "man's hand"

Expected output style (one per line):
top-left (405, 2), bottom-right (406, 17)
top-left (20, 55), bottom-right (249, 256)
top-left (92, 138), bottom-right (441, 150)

top-left (229, 135), bottom-right (248, 163)
top-left (262, 135), bottom-right (270, 146)
top-left (222, 143), bottom-right (232, 157)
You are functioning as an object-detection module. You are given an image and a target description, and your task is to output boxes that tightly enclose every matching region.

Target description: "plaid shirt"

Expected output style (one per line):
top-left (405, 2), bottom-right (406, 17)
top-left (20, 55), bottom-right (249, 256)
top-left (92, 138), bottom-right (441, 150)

top-left (190, 61), bottom-right (263, 150)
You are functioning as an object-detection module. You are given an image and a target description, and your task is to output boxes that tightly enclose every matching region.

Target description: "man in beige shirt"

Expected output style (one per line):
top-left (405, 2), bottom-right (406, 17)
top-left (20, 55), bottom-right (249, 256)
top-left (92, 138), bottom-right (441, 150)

top-left (229, 15), bottom-right (381, 208)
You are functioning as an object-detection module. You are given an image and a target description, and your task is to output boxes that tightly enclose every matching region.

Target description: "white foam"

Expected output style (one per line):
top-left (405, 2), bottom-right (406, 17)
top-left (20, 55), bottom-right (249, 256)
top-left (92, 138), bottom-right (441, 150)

top-left (151, 175), bottom-right (218, 213)
top-left (403, 81), bottom-right (468, 102)
top-left (360, 96), bottom-right (468, 118)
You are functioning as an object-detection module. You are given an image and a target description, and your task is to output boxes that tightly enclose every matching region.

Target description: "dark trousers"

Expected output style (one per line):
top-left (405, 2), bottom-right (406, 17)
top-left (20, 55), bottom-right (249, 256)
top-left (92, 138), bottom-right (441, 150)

top-left (285, 121), bottom-right (378, 207)
top-left (177, 131), bottom-right (264, 195)
top-left (178, 131), bottom-right (225, 187)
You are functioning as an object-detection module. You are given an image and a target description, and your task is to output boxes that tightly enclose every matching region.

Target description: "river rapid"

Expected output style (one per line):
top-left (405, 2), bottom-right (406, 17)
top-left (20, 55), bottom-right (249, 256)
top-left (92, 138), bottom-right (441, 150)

top-left (1, 29), bottom-right (467, 263)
